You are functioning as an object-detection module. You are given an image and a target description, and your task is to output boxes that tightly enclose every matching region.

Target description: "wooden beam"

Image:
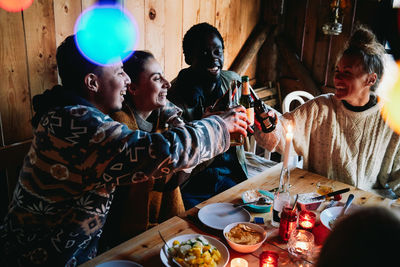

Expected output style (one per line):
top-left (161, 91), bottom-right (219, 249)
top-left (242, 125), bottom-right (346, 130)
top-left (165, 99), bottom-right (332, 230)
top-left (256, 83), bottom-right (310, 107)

top-left (229, 23), bottom-right (275, 76)
top-left (276, 35), bottom-right (321, 95)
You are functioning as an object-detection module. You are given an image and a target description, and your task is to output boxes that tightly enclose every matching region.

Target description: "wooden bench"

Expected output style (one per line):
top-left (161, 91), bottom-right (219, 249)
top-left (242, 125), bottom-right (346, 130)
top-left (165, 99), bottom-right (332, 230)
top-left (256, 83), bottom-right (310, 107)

top-left (0, 139), bottom-right (31, 219)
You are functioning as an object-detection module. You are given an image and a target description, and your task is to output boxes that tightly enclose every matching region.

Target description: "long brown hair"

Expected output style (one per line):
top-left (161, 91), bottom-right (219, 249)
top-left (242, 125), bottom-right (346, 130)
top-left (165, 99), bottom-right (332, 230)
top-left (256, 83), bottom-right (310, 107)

top-left (123, 50), bottom-right (155, 83)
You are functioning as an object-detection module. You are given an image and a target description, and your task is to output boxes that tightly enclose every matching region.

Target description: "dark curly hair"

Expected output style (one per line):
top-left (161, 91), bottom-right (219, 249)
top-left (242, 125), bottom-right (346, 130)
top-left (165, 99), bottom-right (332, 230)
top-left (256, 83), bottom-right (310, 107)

top-left (123, 50), bottom-right (154, 83)
top-left (56, 34), bottom-right (101, 93)
top-left (182, 23), bottom-right (224, 65)
top-left (341, 25), bottom-right (386, 91)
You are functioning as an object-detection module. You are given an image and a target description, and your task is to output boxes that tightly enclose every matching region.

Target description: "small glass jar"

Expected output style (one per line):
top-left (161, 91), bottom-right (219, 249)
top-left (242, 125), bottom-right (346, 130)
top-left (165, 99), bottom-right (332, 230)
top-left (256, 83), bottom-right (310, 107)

top-left (288, 229), bottom-right (315, 259)
top-left (298, 210), bottom-right (316, 231)
top-left (279, 206), bottom-right (298, 242)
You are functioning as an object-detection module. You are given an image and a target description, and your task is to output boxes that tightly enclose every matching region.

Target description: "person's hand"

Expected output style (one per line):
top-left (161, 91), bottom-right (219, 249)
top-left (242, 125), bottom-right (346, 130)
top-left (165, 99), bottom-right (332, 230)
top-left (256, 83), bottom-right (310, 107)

top-left (218, 105), bottom-right (249, 137)
top-left (202, 106), bottom-right (224, 118)
top-left (254, 109), bottom-right (278, 133)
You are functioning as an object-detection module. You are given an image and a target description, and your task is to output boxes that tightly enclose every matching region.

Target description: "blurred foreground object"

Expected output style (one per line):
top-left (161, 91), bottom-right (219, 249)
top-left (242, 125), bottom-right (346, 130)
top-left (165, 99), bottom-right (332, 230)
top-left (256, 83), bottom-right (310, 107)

top-left (74, 4), bottom-right (138, 65)
top-left (0, 0), bottom-right (33, 12)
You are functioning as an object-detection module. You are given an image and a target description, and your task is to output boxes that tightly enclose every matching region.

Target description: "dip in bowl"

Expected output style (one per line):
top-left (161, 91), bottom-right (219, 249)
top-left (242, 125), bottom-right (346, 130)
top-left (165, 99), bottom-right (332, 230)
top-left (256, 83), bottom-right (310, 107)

top-left (223, 222), bottom-right (267, 253)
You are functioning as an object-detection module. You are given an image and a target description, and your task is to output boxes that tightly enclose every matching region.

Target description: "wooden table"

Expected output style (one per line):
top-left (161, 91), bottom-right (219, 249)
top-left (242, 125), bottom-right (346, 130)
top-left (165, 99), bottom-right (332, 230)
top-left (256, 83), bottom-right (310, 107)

top-left (81, 164), bottom-right (392, 267)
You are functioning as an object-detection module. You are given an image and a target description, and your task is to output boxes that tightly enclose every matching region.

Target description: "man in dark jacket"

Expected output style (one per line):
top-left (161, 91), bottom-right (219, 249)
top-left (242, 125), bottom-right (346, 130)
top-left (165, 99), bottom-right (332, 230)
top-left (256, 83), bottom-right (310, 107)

top-left (168, 23), bottom-right (248, 209)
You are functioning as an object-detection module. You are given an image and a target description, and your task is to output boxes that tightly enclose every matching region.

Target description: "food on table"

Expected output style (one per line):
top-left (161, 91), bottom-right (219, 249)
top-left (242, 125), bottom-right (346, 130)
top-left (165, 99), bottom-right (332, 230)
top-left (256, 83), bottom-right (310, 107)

top-left (225, 223), bottom-right (263, 245)
top-left (243, 189), bottom-right (263, 202)
top-left (167, 235), bottom-right (221, 267)
top-left (297, 192), bottom-right (324, 210)
top-left (242, 189), bottom-right (272, 205)
top-left (316, 185), bottom-right (334, 196)
top-left (329, 218), bottom-right (336, 229)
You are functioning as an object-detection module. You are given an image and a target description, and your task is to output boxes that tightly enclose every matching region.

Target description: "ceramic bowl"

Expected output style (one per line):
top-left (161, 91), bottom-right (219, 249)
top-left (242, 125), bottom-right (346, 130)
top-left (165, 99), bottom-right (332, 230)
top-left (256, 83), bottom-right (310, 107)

top-left (320, 206), bottom-right (344, 231)
top-left (223, 222), bottom-right (267, 253)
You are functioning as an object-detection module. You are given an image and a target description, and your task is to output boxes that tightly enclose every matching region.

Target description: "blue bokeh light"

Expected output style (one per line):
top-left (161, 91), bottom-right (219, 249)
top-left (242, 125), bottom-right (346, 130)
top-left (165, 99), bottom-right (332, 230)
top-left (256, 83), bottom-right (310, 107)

top-left (74, 5), bottom-right (138, 66)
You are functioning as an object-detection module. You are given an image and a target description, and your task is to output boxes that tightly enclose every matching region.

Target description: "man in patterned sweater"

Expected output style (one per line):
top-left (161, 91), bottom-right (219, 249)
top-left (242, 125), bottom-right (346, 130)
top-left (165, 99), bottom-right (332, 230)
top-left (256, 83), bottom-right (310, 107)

top-left (0, 35), bottom-right (249, 266)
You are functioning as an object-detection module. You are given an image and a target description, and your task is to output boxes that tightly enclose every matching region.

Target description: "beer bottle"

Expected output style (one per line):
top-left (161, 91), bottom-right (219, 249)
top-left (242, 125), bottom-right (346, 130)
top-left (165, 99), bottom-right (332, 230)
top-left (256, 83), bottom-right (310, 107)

top-left (248, 86), bottom-right (277, 133)
top-left (229, 80), bottom-right (244, 146)
top-left (240, 76), bottom-right (255, 128)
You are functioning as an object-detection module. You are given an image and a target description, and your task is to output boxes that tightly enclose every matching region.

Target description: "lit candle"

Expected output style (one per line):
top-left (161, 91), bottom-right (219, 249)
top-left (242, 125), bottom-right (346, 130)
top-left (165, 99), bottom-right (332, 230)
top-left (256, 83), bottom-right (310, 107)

top-left (294, 240), bottom-right (310, 253)
top-left (283, 123), bottom-right (293, 169)
top-left (231, 257), bottom-right (248, 267)
top-left (299, 210), bottom-right (316, 230)
top-left (260, 251), bottom-right (279, 267)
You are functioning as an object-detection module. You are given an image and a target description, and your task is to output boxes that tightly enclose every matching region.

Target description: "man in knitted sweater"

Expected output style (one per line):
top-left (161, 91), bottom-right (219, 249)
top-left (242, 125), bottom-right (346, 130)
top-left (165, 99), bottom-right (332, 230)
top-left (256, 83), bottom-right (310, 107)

top-left (255, 26), bottom-right (400, 199)
top-left (0, 35), bottom-right (249, 266)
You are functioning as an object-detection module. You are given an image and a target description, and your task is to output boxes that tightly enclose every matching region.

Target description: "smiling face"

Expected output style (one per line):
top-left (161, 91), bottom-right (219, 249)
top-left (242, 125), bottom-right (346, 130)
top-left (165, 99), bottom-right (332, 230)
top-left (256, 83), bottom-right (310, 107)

top-left (130, 57), bottom-right (170, 113)
top-left (191, 33), bottom-right (224, 82)
top-left (333, 54), bottom-right (376, 106)
top-left (93, 62), bottom-right (131, 114)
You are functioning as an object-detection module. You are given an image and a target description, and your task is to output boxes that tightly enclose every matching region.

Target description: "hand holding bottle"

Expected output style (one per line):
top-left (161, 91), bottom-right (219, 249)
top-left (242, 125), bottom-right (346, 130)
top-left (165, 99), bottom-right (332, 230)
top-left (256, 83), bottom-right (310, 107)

top-left (218, 105), bottom-right (250, 138)
top-left (248, 86), bottom-right (278, 133)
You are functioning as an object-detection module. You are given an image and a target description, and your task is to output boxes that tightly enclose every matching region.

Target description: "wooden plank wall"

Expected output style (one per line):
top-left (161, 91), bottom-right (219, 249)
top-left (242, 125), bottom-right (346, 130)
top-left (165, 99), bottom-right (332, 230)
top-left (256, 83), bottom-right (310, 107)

top-left (0, 0), bottom-right (260, 147)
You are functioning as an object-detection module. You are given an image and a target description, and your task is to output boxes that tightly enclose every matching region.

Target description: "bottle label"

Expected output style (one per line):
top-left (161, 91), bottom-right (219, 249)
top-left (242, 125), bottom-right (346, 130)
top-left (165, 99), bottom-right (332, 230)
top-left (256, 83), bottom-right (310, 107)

top-left (242, 82), bottom-right (250, 95)
top-left (272, 192), bottom-right (290, 223)
top-left (246, 108), bottom-right (254, 125)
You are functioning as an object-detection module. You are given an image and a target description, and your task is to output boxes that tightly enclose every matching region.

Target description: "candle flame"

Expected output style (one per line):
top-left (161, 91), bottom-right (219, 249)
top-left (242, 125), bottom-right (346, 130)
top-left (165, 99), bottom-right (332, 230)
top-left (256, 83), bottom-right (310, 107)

top-left (300, 221), bottom-right (313, 229)
top-left (287, 123), bottom-right (292, 133)
top-left (286, 123), bottom-right (293, 139)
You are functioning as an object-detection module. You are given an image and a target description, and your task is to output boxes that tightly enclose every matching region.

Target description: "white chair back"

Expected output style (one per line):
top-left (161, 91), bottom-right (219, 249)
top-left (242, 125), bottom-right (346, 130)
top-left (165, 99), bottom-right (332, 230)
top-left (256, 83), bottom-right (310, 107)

top-left (282, 91), bottom-right (314, 113)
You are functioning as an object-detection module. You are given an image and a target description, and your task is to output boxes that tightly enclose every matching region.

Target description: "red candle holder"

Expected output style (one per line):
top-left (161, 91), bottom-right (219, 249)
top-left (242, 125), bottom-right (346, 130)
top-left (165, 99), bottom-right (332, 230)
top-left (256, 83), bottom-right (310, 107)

top-left (299, 210), bottom-right (316, 230)
top-left (260, 251), bottom-right (279, 267)
top-left (279, 207), bottom-right (298, 242)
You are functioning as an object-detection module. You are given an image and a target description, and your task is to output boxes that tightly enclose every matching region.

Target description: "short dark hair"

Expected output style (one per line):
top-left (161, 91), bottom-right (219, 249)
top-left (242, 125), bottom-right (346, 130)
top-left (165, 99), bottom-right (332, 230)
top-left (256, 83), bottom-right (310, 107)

top-left (316, 206), bottom-right (400, 267)
top-left (123, 50), bottom-right (154, 83)
top-left (56, 35), bottom-right (101, 92)
top-left (182, 23), bottom-right (224, 65)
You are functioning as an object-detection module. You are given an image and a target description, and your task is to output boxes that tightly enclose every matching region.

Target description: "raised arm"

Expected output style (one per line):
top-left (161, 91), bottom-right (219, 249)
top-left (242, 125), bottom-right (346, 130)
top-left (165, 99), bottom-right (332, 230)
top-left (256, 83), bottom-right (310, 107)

top-left (36, 105), bottom-right (248, 189)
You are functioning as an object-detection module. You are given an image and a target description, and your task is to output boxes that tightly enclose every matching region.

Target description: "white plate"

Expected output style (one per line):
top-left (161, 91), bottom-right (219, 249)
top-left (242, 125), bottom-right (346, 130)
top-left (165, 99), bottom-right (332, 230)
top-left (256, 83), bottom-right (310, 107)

top-left (160, 234), bottom-right (229, 267)
top-left (198, 203), bottom-right (251, 230)
top-left (96, 260), bottom-right (143, 267)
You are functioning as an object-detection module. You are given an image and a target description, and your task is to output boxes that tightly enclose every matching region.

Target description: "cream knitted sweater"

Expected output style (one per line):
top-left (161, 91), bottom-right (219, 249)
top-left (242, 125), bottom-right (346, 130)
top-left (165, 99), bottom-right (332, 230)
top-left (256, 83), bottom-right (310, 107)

top-left (255, 94), bottom-right (400, 197)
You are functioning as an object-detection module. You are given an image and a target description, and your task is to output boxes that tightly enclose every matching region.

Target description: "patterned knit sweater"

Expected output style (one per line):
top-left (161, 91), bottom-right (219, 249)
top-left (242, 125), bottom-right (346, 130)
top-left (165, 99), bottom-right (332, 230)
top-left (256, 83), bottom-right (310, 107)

top-left (0, 86), bottom-right (230, 266)
top-left (255, 94), bottom-right (400, 197)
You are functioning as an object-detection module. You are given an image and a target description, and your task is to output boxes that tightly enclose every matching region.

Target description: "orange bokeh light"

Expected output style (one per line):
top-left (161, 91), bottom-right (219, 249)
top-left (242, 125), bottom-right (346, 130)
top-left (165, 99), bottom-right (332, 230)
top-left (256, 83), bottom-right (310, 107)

top-left (380, 61), bottom-right (400, 135)
top-left (0, 0), bottom-right (33, 12)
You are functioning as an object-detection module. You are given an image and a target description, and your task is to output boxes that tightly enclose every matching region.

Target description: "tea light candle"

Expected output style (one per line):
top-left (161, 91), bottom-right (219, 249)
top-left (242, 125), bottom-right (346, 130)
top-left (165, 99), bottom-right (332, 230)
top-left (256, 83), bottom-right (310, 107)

top-left (260, 251), bottom-right (279, 267)
top-left (283, 124), bottom-right (293, 169)
top-left (293, 240), bottom-right (311, 253)
top-left (231, 257), bottom-right (248, 267)
top-left (299, 210), bottom-right (316, 230)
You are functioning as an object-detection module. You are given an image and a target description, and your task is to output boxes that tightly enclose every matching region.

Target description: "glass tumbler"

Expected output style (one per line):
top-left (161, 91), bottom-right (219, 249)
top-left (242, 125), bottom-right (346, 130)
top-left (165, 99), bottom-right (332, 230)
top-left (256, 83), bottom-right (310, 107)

top-left (288, 229), bottom-right (315, 259)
